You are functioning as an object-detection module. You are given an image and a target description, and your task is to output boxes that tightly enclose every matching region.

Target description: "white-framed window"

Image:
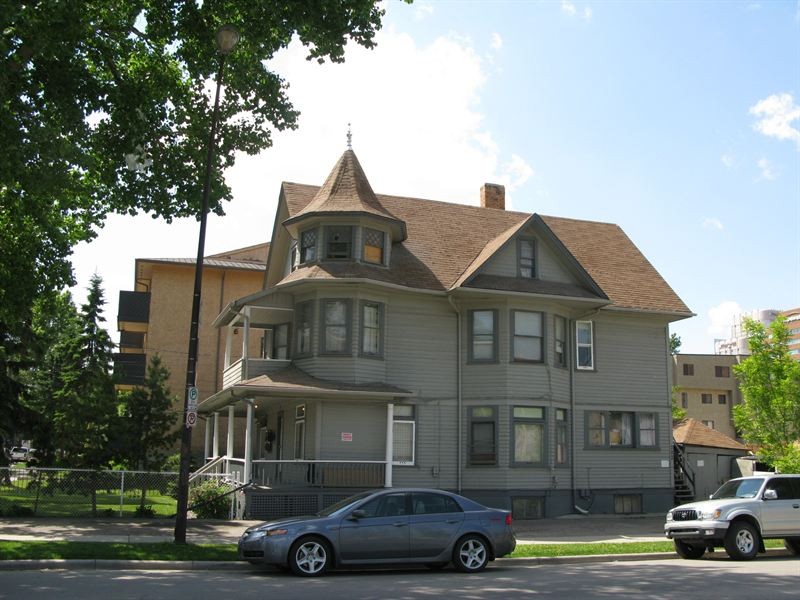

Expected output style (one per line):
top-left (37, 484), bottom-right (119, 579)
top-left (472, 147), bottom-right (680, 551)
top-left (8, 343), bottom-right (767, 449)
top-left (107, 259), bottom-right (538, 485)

top-left (512, 310), bottom-right (544, 362)
top-left (576, 321), bottom-right (594, 370)
top-left (512, 406), bottom-right (545, 465)
top-left (392, 405), bottom-right (415, 465)
top-left (702, 420), bottom-right (715, 429)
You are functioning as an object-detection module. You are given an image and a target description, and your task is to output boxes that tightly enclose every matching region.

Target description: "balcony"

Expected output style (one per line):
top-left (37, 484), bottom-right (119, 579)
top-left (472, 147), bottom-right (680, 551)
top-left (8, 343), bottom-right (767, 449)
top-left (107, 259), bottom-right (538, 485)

top-left (113, 353), bottom-right (147, 388)
top-left (222, 358), bottom-right (292, 388)
top-left (119, 331), bottom-right (145, 352)
top-left (117, 291), bottom-right (151, 333)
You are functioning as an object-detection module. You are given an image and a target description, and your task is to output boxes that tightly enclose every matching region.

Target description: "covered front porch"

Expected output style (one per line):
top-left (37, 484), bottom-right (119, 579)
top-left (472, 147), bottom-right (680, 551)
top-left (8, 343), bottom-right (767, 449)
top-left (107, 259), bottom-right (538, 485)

top-left (196, 364), bottom-right (414, 517)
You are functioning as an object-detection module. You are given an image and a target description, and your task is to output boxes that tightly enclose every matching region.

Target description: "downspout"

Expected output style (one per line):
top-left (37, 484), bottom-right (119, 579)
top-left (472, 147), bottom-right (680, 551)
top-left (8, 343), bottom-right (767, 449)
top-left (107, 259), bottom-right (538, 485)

top-left (447, 296), bottom-right (462, 494)
top-left (571, 308), bottom-right (602, 515)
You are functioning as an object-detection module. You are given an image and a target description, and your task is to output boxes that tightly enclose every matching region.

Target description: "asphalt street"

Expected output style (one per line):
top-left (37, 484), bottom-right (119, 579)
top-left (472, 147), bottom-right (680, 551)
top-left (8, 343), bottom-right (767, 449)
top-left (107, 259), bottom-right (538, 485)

top-left (1, 557), bottom-right (798, 600)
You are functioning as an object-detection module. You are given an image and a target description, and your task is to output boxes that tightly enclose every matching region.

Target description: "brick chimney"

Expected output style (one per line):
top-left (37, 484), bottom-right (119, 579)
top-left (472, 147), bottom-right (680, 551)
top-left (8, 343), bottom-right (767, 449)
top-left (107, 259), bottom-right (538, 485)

top-left (480, 183), bottom-right (505, 210)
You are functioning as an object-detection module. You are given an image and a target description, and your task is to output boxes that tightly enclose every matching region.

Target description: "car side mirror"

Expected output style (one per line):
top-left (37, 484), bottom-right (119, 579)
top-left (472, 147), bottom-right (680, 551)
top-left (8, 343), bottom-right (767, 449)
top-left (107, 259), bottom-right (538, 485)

top-left (763, 489), bottom-right (778, 500)
top-left (349, 509), bottom-right (366, 520)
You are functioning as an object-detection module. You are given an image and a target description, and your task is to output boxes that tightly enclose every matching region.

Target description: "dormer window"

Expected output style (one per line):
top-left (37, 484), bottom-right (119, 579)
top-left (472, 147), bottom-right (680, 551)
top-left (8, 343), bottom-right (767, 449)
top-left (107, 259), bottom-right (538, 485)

top-left (518, 238), bottom-right (536, 278)
top-left (363, 228), bottom-right (385, 265)
top-left (325, 226), bottom-right (353, 260)
top-left (300, 229), bottom-right (317, 263)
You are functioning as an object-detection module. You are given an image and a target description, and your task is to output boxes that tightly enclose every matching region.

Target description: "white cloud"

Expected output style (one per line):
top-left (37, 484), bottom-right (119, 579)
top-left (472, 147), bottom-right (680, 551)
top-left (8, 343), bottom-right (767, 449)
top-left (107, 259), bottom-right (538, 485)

top-left (70, 26), bottom-right (534, 327)
top-left (757, 157), bottom-right (777, 180)
top-left (414, 2), bottom-right (434, 20)
top-left (749, 93), bottom-right (800, 145)
top-left (702, 217), bottom-right (724, 230)
top-left (721, 152), bottom-right (735, 168)
top-left (562, 1), bottom-right (592, 21)
top-left (490, 32), bottom-right (503, 50)
top-left (707, 301), bottom-right (743, 338)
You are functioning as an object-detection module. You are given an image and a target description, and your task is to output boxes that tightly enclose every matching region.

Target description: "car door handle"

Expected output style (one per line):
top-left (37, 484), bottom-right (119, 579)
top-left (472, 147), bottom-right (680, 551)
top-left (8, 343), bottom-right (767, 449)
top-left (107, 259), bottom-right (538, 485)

top-left (393, 522), bottom-right (407, 527)
top-left (793, 504), bottom-right (799, 509)
top-left (446, 520), bottom-right (459, 524)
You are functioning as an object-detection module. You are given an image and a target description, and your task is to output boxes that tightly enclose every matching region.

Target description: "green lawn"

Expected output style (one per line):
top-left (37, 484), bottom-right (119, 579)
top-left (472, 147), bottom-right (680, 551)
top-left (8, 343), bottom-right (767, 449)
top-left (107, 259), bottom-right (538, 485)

top-left (0, 539), bottom-right (786, 562)
top-left (0, 489), bottom-right (176, 518)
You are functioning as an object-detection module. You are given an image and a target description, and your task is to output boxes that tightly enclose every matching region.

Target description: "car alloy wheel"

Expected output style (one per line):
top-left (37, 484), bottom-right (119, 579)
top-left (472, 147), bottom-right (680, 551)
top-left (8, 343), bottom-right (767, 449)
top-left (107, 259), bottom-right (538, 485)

top-left (289, 537), bottom-right (330, 576)
top-left (453, 535), bottom-right (489, 572)
top-left (724, 522), bottom-right (758, 560)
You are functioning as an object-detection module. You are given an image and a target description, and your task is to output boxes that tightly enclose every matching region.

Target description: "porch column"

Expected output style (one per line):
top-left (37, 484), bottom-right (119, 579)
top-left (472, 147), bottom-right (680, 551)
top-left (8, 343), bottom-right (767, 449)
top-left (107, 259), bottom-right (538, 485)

top-left (203, 417), bottom-right (212, 461)
top-left (242, 307), bottom-right (251, 380)
top-left (384, 403), bottom-right (394, 488)
top-left (212, 412), bottom-right (220, 458)
top-left (226, 405), bottom-right (235, 474)
top-left (224, 326), bottom-right (233, 369)
top-left (244, 400), bottom-right (254, 483)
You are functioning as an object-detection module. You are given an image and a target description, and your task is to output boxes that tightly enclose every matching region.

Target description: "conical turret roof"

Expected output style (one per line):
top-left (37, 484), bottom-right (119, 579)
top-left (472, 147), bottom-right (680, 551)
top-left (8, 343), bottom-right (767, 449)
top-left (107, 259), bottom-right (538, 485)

top-left (283, 149), bottom-right (406, 239)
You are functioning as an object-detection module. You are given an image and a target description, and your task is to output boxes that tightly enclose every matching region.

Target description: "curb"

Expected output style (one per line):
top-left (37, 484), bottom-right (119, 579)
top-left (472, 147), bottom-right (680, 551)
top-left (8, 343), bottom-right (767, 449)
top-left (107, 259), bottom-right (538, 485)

top-left (0, 549), bottom-right (790, 571)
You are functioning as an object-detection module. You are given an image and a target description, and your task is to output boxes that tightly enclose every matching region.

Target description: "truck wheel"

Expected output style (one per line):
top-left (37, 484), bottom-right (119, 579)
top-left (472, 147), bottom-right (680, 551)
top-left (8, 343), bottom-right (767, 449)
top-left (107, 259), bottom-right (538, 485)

top-left (674, 540), bottom-right (705, 559)
top-left (784, 538), bottom-right (800, 556)
top-left (724, 522), bottom-right (759, 560)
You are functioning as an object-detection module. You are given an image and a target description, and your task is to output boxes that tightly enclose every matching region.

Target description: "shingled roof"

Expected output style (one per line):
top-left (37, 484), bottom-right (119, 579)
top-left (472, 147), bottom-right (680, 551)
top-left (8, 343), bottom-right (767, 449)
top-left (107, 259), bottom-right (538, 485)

top-left (283, 150), bottom-right (406, 239)
top-left (673, 418), bottom-right (748, 451)
top-left (278, 154), bottom-right (691, 316)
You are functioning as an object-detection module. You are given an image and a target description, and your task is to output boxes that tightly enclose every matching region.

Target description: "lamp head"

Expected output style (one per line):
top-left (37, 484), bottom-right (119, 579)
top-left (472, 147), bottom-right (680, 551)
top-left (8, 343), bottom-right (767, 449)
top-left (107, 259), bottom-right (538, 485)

top-left (215, 24), bottom-right (240, 55)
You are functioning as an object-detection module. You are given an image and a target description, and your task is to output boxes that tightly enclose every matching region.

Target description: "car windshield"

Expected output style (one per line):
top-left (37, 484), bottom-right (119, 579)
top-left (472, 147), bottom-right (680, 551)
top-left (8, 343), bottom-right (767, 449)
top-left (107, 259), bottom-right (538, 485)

top-left (316, 491), bottom-right (374, 517)
top-left (711, 478), bottom-right (765, 499)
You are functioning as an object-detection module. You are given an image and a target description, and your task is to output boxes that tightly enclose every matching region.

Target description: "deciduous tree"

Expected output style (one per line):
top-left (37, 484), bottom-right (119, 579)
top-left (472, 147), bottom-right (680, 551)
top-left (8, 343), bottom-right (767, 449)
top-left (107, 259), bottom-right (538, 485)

top-left (733, 317), bottom-right (800, 473)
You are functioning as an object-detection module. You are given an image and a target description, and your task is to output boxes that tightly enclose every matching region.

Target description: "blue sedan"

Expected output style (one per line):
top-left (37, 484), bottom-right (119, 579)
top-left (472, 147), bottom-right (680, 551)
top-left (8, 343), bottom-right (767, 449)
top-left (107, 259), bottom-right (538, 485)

top-left (238, 488), bottom-right (517, 576)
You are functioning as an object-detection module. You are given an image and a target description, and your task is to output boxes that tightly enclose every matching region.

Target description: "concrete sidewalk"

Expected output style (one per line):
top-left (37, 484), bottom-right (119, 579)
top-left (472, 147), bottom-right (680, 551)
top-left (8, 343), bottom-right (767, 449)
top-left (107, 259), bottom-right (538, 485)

top-left (0, 513), bottom-right (667, 545)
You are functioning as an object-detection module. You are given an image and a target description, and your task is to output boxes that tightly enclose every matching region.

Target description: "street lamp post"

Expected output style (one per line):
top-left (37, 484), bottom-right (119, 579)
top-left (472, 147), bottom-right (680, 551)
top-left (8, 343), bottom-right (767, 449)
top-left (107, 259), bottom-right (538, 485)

top-left (174, 24), bottom-right (240, 545)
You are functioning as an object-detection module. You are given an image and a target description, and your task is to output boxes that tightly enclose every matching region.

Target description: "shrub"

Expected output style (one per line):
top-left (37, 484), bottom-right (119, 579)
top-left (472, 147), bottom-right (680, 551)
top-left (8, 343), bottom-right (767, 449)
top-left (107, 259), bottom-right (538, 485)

top-left (7, 504), bottom-right (35, 517)
top-left (134, 504), bottom-right (156, 518)
top-left (188, 480), bottom-right (231, 519)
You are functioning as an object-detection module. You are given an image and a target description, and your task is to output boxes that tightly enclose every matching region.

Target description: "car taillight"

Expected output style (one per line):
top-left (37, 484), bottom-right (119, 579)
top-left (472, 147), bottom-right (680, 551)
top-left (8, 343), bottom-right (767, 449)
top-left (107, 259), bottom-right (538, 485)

top-left (505, 513), bottom-right (513, 526)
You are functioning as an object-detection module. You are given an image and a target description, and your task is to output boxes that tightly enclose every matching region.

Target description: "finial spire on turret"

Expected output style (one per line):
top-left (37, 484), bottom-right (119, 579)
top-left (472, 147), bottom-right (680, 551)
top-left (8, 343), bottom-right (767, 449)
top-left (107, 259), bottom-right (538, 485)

top-left (346, 123), bottom-right (352, 150)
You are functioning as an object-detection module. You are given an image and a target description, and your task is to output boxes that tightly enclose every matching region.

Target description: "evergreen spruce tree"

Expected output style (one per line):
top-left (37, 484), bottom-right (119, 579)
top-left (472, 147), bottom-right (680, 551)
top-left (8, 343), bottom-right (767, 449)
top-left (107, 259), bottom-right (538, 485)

top-left (117, 354), bottom-right (179, 510)
top-left (52, 274), bottom-right (117, 515)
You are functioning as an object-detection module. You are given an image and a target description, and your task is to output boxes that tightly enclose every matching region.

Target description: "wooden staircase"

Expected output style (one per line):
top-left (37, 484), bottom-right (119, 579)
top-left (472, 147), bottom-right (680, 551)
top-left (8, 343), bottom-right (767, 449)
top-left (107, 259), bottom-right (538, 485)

top-left (673, 442), bottom-right (696, 505)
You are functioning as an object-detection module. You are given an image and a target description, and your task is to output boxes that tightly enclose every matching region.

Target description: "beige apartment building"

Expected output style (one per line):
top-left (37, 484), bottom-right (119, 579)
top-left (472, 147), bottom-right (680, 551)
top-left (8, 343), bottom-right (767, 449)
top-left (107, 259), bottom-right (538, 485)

top-left (672, 354), bottom-right (744, 440)
top-left (114, 243), bottom-right (269, 455)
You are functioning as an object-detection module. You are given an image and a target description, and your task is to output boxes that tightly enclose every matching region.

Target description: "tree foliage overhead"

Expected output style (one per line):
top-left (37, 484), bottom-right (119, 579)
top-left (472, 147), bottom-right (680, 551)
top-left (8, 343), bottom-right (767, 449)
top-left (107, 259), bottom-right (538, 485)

top-left (733, 316), bottom-right (800, 473)
top-left (1, 0), bottom-right (387, 436)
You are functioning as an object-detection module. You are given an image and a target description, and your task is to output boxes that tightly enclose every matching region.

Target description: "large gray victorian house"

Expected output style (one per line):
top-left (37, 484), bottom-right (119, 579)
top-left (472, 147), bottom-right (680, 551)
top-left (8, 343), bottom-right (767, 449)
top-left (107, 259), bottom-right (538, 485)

top-left (197, 147), bottom-right (693, 519)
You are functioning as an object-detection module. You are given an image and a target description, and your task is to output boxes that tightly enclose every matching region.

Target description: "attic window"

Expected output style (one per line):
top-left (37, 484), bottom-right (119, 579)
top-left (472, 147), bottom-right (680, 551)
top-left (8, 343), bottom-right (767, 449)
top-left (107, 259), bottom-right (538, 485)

top-left (325, 226), bottom-right (353, 260)
top-left (363, 228), bottom-right (385, 264)
top-left (518, 239), bottom-right (536, 278)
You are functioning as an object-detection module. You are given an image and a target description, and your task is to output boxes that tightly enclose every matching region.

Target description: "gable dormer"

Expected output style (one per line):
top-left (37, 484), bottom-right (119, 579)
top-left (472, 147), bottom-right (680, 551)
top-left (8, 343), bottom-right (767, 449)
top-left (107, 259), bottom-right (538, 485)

top-left (281, 150), bottom-right (406, 272)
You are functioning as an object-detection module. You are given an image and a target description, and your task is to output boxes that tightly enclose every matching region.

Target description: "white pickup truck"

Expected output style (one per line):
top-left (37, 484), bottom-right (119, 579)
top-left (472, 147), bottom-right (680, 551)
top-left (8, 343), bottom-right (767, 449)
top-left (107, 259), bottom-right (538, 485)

top-left (664, 474), bottom-right (800, 560)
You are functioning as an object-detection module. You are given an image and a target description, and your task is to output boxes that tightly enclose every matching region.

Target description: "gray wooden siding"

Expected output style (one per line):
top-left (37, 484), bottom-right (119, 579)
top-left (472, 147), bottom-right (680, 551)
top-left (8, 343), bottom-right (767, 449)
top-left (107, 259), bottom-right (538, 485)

top-left (317, 401), bottom-right (386, 461)
top-left (481, 231), bottom-right (575, 284)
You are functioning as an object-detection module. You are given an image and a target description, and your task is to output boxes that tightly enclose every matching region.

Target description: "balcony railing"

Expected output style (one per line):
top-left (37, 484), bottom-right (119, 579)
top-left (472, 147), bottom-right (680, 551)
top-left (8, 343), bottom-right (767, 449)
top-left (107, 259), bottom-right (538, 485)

top-left (222, 358), bottom-right (292, 388)
top-left (251, 460), bottom-right (385, 489)
top-left (117, 291), bottom-right (150, 327)
top-left (113, 353), bottom-right (147, 386)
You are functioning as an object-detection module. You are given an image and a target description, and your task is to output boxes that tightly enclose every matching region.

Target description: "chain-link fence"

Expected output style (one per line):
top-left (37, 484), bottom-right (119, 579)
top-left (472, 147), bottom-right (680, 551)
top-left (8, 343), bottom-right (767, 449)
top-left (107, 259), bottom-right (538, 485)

top-left (0, 467), bottom-right (232, 518)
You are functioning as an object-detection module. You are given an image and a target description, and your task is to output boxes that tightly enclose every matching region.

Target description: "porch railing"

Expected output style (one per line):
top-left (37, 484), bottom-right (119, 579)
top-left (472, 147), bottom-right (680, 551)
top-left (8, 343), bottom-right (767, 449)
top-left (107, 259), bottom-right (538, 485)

top-left (251, 460), bottom-right (385, 489)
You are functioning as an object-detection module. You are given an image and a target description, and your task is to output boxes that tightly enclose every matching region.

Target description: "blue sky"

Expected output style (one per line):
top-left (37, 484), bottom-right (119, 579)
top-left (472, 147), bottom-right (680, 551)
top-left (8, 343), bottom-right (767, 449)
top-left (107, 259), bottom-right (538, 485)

top-left (72, 0), bottom-right (799, 353)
